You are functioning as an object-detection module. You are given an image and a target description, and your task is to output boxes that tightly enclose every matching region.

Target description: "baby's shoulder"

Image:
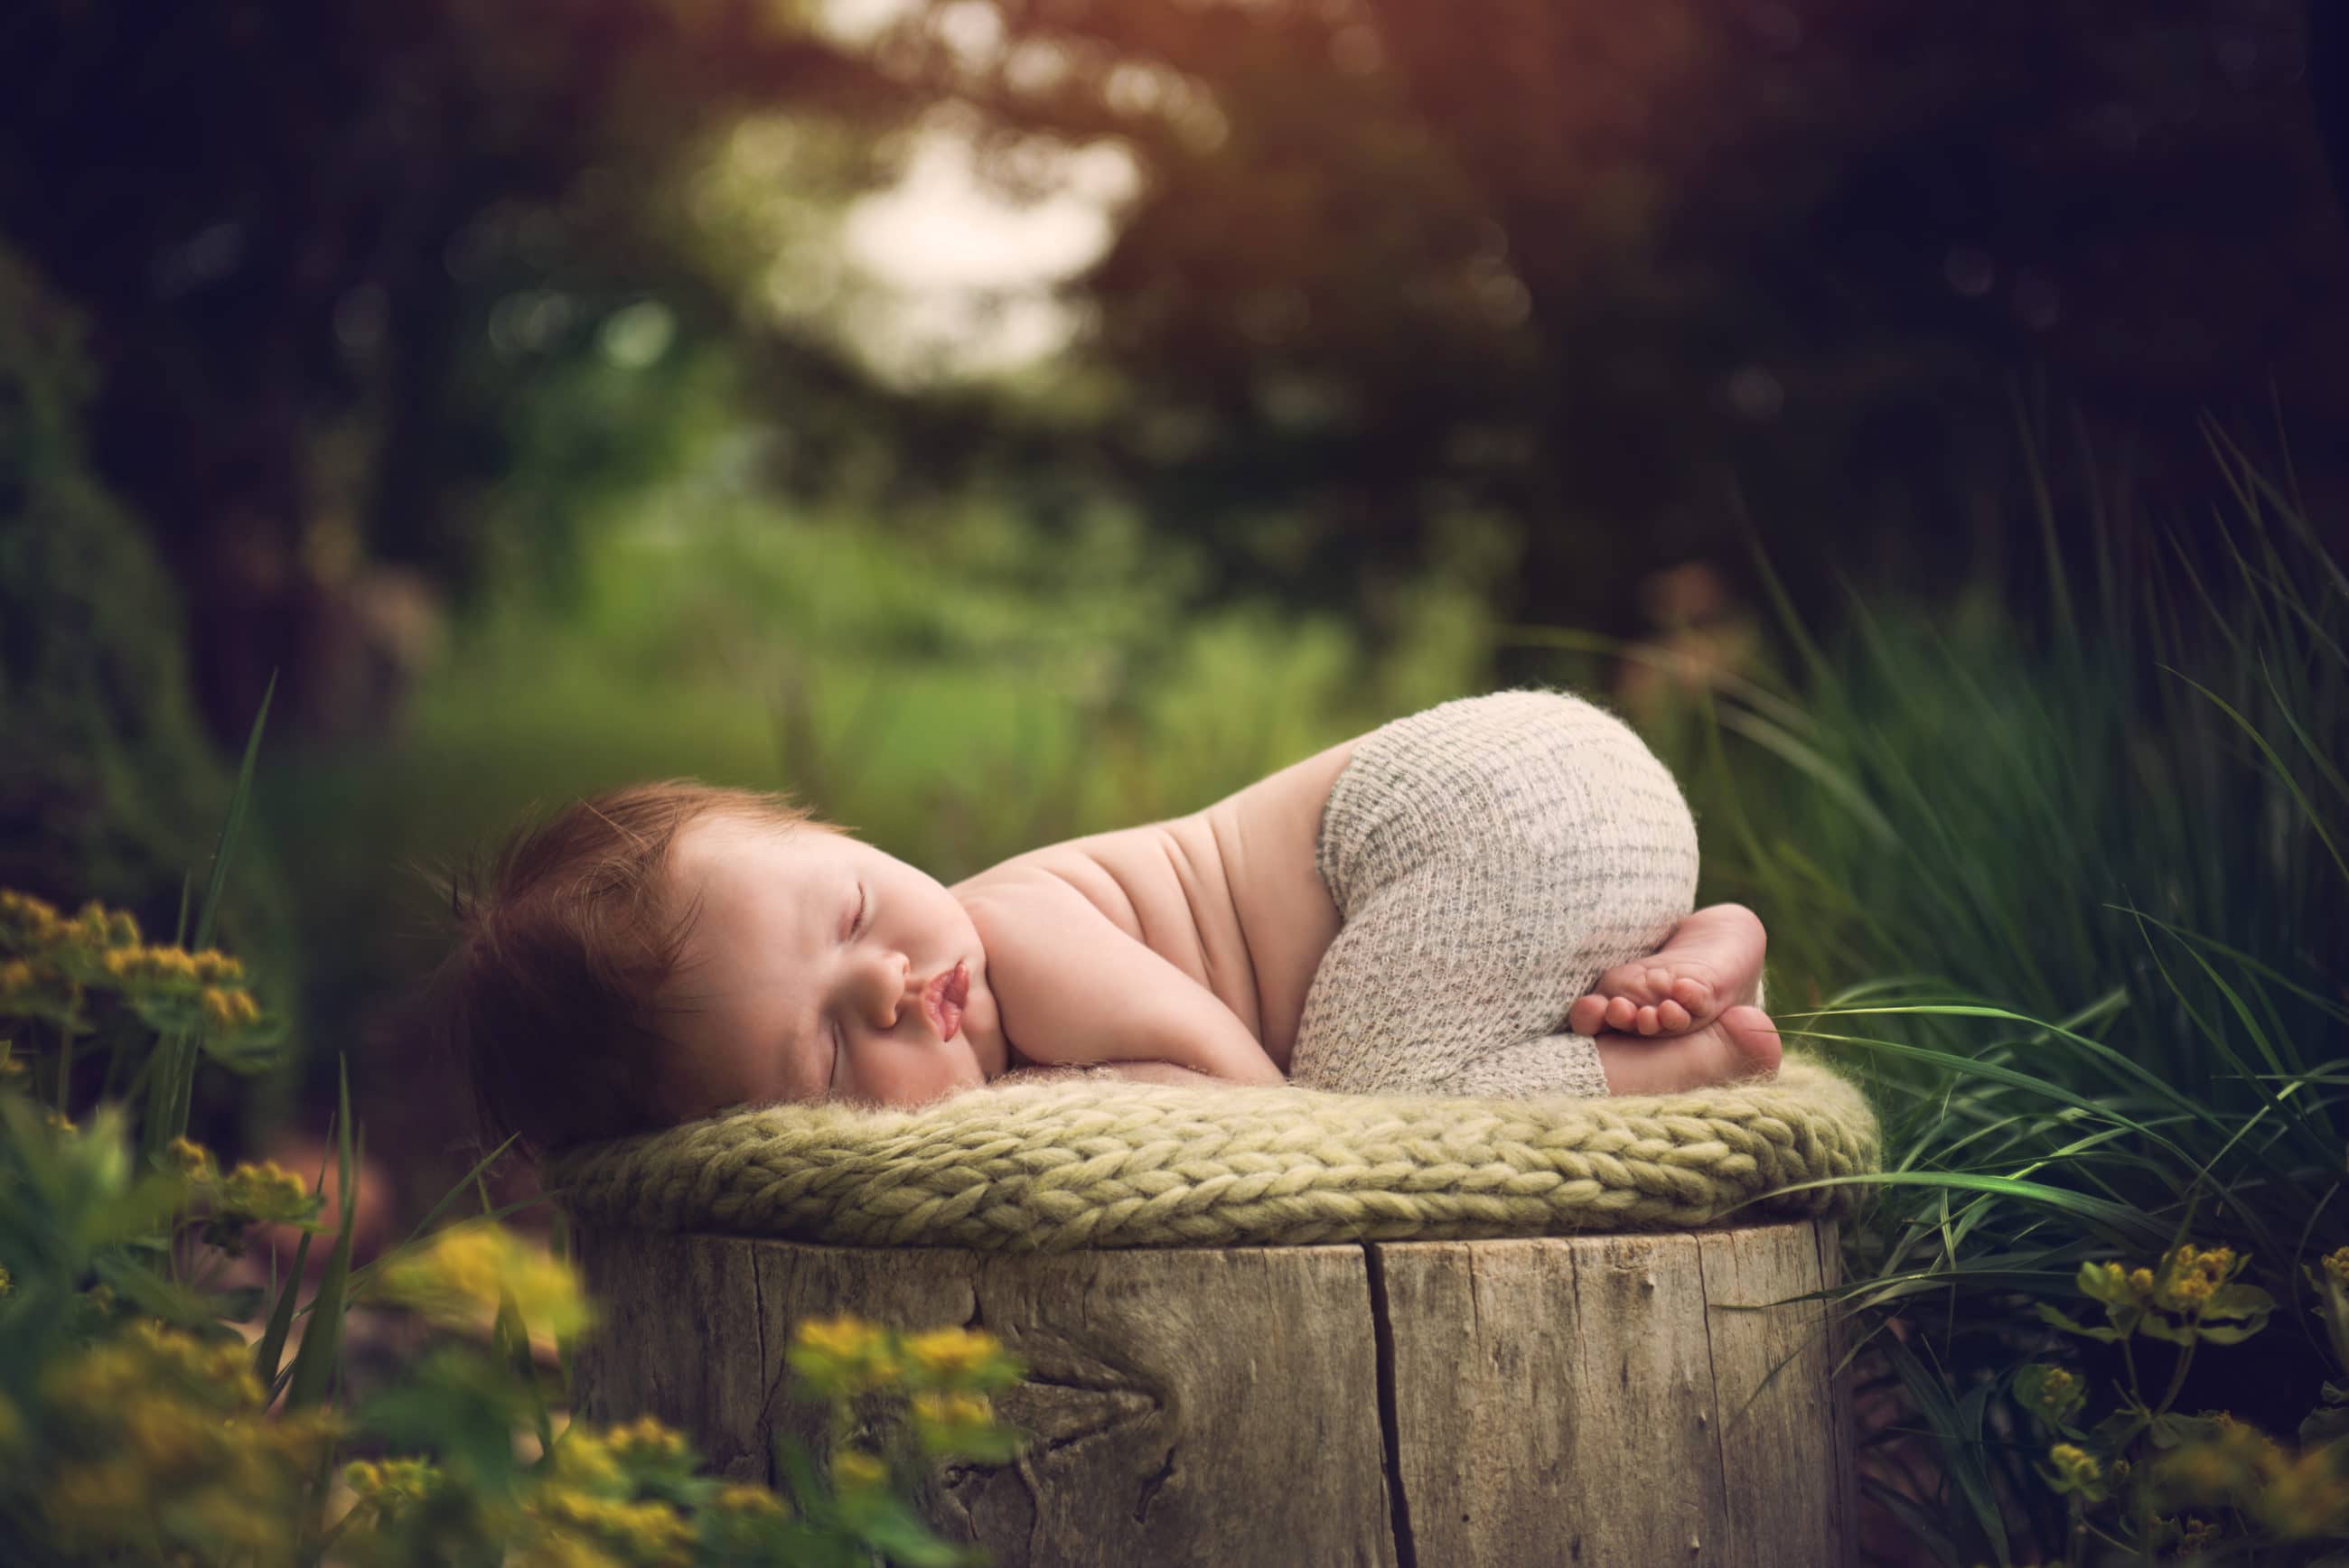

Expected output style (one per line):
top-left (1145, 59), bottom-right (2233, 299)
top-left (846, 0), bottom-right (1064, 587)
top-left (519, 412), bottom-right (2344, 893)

top-left (952, 824), bottom-right (1186, 943)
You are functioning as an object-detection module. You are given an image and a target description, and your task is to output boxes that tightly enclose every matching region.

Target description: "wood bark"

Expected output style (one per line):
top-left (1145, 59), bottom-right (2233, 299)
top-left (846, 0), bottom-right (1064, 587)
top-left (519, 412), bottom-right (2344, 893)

top-left (574, 1220), bottom-right (1847, 1567)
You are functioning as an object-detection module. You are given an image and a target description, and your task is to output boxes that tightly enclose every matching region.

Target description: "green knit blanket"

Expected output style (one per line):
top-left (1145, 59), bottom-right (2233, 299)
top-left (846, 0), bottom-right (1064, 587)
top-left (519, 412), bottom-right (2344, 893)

top-left (549, 1057), bottom-right (1877, 1252)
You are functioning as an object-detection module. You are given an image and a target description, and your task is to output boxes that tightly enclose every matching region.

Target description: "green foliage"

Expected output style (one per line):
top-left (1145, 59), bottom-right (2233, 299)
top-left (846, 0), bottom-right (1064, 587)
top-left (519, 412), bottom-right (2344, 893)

top-left (0, 889), bottom-right (1031, 1565)
top-left (2000, 1241), bottom-right (2349, 1561)
top-left (1577, 427), bottom-right (2346, 1563)
top-left (0, 245), bottom-right (296, 1054)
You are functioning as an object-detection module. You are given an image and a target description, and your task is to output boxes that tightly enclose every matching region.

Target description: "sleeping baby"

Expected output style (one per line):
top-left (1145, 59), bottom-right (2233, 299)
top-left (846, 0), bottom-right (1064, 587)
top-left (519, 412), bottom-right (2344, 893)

top-left (428, 689), bottom-right (1782, 1154)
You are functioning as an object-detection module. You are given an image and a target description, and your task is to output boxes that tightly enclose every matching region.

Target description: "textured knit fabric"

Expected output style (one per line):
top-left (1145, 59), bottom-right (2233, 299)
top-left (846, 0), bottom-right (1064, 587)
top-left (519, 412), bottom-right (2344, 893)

top-left (1290, 688), bottom-right (1704, 1099)
top-left (548, 1058), bottom-right (1876, 1251)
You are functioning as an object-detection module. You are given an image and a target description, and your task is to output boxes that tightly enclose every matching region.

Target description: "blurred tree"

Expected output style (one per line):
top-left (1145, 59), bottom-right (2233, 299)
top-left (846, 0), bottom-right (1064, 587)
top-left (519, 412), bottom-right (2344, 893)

top-left (0, 0), bottom-right (920, 742)
top-left (0, 243), bottom-right (296, 1134)
top-left (859, 0), bottom-right (2349, 649)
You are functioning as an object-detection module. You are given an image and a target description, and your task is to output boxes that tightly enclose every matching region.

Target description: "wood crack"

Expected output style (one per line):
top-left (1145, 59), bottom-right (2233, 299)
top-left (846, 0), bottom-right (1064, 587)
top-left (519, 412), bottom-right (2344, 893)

top-left (1362, 1244), bottom-right (1418, 1568)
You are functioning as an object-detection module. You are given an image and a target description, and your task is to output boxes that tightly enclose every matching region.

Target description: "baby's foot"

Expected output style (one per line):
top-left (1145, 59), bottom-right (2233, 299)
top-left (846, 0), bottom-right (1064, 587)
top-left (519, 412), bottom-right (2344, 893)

top-left (1593, 1005), bottom-right (1782, 1095)
top-left (1567, 903), bottom-right (1765, 1039)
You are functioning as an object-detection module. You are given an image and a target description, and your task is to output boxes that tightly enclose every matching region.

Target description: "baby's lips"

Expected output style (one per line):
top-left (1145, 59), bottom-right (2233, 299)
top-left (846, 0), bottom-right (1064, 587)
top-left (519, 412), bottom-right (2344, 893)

top-left (923, 960), bottom-right (969, 1041)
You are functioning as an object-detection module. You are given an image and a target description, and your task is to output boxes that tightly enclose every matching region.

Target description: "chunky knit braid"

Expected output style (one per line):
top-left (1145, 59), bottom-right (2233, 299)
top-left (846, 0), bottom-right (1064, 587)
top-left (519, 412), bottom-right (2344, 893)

top-left (1291, 688), bottom-right (1705, 1098)
top-left (548, 1058), bottom-right (1875, 1251)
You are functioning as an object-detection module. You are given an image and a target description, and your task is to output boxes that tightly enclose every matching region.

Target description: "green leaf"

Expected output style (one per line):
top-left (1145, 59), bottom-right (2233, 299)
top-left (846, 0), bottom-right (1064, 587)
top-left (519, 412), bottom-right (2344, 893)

top-left (2201, 1283), bottom-right (2275, 1321)
top-left (854, 1496), bottom-right (978, 1568)
top-left (2302, 1405), bottom-right (2349, 1448)
top-left (2195, 1321), bottom-right (2266, 1345)
top-left (2036, 1302), bottom-right (2120, 1342)
top-left (283, 1059), bottom-right (359, 1411)
top-left (252, 1147), bottom-right (324, 1388)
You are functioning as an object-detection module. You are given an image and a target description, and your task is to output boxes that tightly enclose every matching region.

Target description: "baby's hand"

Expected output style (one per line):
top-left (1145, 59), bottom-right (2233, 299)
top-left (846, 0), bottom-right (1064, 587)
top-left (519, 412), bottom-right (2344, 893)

top-left (1567, 904), bottom-right (1766, 1039)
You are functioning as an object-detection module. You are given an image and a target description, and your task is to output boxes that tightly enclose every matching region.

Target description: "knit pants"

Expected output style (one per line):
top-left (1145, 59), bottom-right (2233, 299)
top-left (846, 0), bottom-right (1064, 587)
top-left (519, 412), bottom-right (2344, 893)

top-left (1287, 689), bottom-right (1702, 1098)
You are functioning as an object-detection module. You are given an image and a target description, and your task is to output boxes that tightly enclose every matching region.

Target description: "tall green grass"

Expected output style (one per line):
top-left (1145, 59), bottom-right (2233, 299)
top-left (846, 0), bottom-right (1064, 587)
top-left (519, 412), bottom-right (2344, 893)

top-left (1527, 425), bottom-right (2345, 1563)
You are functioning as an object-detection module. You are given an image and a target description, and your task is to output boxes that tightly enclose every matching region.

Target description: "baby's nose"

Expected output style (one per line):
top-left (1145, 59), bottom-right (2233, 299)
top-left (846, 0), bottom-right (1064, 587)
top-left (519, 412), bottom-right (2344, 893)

top-left (872, 953), bottom-right (915, 1023)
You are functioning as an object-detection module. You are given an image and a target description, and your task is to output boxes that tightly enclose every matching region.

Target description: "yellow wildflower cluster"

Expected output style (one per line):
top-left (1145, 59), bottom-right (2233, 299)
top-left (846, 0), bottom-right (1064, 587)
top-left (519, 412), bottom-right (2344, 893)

top-left (2157, 1414), bottom-right (2349, 1539)
top-left (2049, 1443), bottom-right (2101, 1487)
top-left (604, 1414), bottom-right (691, 1467)
top-left (2152, 1244), bottom-right (2236, 1312)
top-left (33, 1321), bottom-right (342, 1565)
top-left (789, 1313), bottom-right (1020, 1402)
top-left (377, 1222), bottom-right (594, 1339)
top-left (711, 1483), bottom-right (786, 1517)
top-left (0, 889), bottom-right (266, 1041)
top-left (526, 1483), bottom-right (697, 1568)
top-left (904, 1325), bottom-right (1006, 1383)
top-left (911, 1390), bottom-right (998, 1457)
top-left (217, 1159), bottom-right (316, 1224)
top-left (789, 1313), bottom-right (903, 1397)
top-left (0, 953), bottom-right (79, 1020)
top-left (2325, 1246), bottom-right (2349, 1287)
top-left (346, 1455), bottom-right (444, 1505)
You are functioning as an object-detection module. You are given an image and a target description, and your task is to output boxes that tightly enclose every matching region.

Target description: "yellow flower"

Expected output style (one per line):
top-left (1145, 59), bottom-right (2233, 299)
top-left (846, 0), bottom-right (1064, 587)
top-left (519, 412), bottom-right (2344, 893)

top-left (833, 1449), bottom-right (887, 1492)
top-left (2256, 1444), bottom-right (2349, 1538)
top-left (796, 1313), bottom-right (888, 1362)
top-left (219, 1160), bottom-right (317, 1224)
top-left (904, 1325), bottom-right (1008, 1382)
top-left (548, 1430), bottom-right (622, 1491)
top-left (712, 1483), bottom-right (786, 1517)
top-left (192, 950), bottom-right (243, 984)
top-left (345, 1455), bottom-right (441, 1502)
top-left (788, 1312), bottom-right (902, 1395)
top-left (43, 1107), bottom-right (75, 1134)
top-left (605, 1414), bottom-right (690, 1465)
top-left (2325, 1247), bottom-right (2349, 1287)
top-left (0, 1263), bottom-right (11, 1297)
top-left (378, 1222), bottom-right (594, 1339)
top-left (0, 888), bottom-right (61, 931)
top-left (164, 1135), bottom-right (215, 1180)
top-left (912, 1391), bottom-right (994, 1428)
top-left (2050, 1443), bottom-right (2101, 1487)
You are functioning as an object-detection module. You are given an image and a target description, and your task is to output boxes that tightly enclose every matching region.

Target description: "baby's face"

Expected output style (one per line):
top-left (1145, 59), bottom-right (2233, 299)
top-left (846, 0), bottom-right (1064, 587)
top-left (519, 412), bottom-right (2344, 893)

top-left (655, 814), bottom-right (1006, 1116)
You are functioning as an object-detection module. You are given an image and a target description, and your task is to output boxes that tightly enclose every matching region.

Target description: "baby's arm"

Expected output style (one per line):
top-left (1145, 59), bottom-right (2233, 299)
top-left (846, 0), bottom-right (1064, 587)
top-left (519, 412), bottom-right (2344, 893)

top-left (961, 872), bottom-right (1288, 1086)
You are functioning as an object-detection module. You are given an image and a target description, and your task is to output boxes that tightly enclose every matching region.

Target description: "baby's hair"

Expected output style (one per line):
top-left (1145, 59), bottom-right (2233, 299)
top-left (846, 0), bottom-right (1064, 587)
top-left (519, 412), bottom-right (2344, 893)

top-left (415, 780), bottom-right (835, 1157)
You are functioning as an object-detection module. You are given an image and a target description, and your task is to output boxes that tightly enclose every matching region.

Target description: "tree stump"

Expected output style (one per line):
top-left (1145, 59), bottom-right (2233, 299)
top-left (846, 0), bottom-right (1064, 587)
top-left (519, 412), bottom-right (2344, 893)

top-left (573, 1219), bottom-right (1853, 1567)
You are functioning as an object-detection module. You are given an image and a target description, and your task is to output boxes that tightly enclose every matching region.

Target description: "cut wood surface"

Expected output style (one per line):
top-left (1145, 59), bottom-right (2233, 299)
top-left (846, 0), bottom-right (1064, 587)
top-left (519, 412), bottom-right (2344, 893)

top-left (575, 1220), bottom-right (1848, 1568)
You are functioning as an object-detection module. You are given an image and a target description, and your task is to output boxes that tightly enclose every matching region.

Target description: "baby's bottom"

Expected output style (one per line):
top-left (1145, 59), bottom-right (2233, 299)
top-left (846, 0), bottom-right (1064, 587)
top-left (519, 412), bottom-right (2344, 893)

top-left (1288, 689), bottom-right (1699, 1098)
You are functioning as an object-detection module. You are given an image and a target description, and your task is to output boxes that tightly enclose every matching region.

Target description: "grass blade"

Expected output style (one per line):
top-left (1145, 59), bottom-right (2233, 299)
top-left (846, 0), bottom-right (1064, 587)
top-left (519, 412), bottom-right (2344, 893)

top-left (283, 1059), bottom-right (358, 1411)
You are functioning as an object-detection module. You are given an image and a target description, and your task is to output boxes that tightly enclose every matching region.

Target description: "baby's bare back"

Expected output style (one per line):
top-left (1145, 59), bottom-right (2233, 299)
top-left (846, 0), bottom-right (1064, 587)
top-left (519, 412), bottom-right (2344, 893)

top-left (952, 738), bottom-right (1355, 1073)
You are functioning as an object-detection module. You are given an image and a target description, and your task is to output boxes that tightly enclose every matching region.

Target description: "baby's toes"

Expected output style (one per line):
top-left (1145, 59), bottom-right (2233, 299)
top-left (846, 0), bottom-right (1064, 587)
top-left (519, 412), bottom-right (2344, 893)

top-left (1603, 994), bottom-right (1640, 1031)
top-left (1656, 999), bottom-right (1692, 1032)
top-left (1668, 975), bottom-right (1717, 1017)
top-left (1635, 1004), bottom-right (1664, 1037)
top-left (1594, 961), bottom-right (1668, 1004)
top-left (1568, 994), bottom-right (1610, 1036)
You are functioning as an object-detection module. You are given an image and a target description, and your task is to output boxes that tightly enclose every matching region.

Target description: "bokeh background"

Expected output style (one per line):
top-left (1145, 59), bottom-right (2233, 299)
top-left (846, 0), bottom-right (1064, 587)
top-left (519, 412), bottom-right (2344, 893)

top-left (5, 0), bottom-right (2346, 1209)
